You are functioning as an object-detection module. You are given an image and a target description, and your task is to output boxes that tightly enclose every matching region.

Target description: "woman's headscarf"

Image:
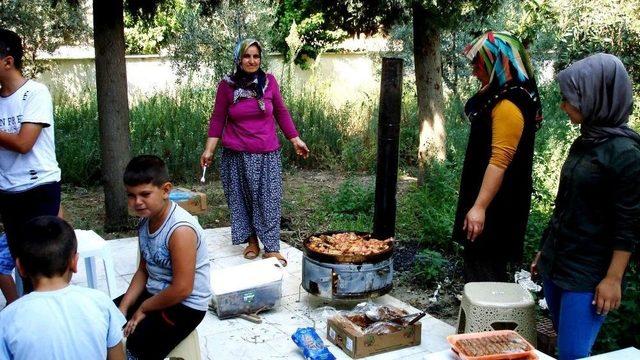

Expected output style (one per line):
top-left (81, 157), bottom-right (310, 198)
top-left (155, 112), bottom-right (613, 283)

top-left (223, 38), bottom-right (268, 111)
top-left (464, 31), bottom-right (536, 89)
top-left (463, 31), bottom-right (543, 127)
top-left (557, 53), bottom-right (639, 144)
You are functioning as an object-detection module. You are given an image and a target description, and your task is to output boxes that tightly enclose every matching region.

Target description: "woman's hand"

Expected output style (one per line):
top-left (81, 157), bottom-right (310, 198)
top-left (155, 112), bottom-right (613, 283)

top-left (593, 275), bottom-right (622, 315)
top-left (200, 150), bottom-right (214, 168)
top-left (290, 137), bottom-right (309, 159)
top-left (118, 304), bottom-right (128, 317)
top-left (200, 137), bottom-right (219, 168)
top-left (123, 307), bottom-right (147, 337)
top-left (530, 251), bottom-right (542, 276)
top-left (463, 205), bottom-right (486, 241)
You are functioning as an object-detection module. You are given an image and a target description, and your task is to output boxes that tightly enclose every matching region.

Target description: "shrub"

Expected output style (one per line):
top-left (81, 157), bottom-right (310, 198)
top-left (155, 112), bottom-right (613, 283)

top-left (55, 95), bottom-right (101, 184)
top-left (413, 249), bottom-right (449, 286)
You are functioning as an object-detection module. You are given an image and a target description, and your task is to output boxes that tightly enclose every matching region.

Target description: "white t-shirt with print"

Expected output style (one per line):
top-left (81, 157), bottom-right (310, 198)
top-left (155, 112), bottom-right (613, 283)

top-left (0, 80), bottom-right (61, 192)
top-left (0, 285), bottom-right (126, 360)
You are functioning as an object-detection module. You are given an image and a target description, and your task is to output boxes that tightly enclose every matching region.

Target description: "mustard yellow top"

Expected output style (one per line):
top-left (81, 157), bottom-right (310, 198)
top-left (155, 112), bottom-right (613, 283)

top-left (490, 100), bottom-right (524, 169)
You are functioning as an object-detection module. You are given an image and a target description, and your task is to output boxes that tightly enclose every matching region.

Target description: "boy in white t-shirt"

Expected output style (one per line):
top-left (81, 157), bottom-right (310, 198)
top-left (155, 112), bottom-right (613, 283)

top-left (0, 216), bottom-right (126, 360)
top-left (0, 28), bottom-right (61, 296)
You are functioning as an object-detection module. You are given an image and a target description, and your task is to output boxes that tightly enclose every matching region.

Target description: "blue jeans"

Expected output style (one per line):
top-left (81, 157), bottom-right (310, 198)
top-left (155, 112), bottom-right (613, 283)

top-left (543, 278), bottom-right (606, 360)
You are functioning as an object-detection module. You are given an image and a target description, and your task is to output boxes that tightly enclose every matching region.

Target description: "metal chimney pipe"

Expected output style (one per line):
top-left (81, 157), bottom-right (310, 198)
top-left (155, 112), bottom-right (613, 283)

top-left (373, 57), bottom-right (403, 240)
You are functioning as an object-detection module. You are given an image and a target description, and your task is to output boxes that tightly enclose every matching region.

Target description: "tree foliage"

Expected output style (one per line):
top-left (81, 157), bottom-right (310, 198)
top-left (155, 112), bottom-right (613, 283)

top-left (0, 0), bottom-right (90, 76)
top-left (168, 0), bottom-right (275, 80)
top-left (552, 0), bottom-right (640, 85)
top-left (270, 0), bottom-right (405, 66)
top-left (124, 0), bottom-right (186, 54)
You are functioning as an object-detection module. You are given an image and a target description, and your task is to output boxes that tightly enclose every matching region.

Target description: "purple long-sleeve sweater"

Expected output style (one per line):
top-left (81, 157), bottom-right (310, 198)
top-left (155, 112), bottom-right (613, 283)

top-left (207, 73), bottom-right (299, 153)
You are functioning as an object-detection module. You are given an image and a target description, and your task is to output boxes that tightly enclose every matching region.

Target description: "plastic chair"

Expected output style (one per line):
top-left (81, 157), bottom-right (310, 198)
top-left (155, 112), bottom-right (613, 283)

top-left (457, 282), bottom-right (537, 345)
top-left (75, 230), bottom-right (118, 298)
top-left (166, 330), bottom-right (201, 360)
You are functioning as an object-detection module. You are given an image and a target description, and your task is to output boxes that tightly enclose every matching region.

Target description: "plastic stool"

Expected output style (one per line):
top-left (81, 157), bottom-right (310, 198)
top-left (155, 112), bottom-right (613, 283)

top-left (457, 282), bottom-right (536, 345)
top-left (166, 330), bottom-right (201, 360)
top-left (75, 230), bottom-right (118, 298)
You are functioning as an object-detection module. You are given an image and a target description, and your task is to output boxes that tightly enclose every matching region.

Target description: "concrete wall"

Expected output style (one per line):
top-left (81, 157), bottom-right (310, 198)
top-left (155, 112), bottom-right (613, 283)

top-left (37, 53), bottom-right (380, 107)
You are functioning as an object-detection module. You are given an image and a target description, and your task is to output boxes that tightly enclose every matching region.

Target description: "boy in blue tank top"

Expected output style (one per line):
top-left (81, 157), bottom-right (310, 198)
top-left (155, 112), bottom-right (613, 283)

top-left (115, 155), bottom-right (211, 359)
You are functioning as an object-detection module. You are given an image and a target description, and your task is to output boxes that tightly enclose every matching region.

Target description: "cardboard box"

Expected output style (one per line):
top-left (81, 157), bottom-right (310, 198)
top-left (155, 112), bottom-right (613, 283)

top-left (170, 187), bottom-right (207, 215)
top-left (129, 187), bottom-right (207, 216)
top-left (326, 317), bottom-right (422, 359)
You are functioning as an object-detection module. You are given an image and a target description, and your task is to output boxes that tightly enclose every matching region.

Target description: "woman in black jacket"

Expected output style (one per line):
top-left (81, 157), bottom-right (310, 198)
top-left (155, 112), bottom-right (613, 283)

top-left (531, 53), bottom-right (640, 360)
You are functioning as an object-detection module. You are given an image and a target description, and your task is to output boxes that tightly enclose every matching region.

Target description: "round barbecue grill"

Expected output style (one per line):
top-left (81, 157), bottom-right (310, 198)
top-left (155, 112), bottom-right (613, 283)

top-left (301, 59), bottom-right (403, 301)
top-left (301, 231), bottom-right (394, 300)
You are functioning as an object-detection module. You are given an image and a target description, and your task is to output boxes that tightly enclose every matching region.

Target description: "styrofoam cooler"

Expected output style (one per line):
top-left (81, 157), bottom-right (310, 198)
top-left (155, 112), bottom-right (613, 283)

top-left (210, 257), bottom-right (284, 319)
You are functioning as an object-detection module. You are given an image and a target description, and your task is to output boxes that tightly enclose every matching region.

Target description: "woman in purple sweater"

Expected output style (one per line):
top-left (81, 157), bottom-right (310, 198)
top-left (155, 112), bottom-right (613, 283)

top-left (200, 39), bottom-right (309, 266)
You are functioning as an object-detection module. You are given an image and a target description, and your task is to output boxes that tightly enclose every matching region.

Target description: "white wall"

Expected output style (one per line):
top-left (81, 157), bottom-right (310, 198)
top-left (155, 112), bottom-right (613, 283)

top-left (37, 53), bottom-right (380, 107)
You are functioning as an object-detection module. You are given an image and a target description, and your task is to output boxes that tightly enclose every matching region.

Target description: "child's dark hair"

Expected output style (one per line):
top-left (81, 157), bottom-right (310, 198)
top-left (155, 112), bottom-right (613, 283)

top-left (17, 216), bottom-right (77, 278)
top-left (0, 28), bottom-right (23, 71)
top-left (123, 155), bottom-right (170, 187)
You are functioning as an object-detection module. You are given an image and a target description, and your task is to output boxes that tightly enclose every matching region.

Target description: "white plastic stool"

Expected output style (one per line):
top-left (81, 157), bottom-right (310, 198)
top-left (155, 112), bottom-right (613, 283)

top-left (457, 282), bottom-right (536, 345)
top-left (166, 330), bottom-right (201, 360)
top-left (75, 230), bottom-right (118, 298)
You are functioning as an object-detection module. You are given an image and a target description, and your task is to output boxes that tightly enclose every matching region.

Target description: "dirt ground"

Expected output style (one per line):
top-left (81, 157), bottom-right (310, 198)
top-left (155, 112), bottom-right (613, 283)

top-left (58, 170), bottom-right (462, 325)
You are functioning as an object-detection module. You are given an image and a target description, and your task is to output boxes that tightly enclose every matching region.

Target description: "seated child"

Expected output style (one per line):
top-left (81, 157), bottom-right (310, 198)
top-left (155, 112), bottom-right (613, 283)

top-left (0, 216), bottom-right (126, 359)
top-left (0, 205), bottom-right (67, 306)
top-left (0, 233), bottom-right (18, 305)
top-left (115, 155), bottom-right (211, 359)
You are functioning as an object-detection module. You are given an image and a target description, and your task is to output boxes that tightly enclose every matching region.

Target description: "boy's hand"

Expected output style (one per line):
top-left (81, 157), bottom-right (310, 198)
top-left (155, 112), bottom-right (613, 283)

top-left (123, 308), bottom-right (146, 337)
top-left (118, 305), bottom-right (128, 317)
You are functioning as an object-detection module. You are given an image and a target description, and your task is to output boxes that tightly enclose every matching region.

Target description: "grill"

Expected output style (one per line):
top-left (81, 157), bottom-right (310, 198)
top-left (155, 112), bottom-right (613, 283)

top-left (301, 232), bottom-right (394, 300)
top-left (300, 58), bottom-right (403, 300)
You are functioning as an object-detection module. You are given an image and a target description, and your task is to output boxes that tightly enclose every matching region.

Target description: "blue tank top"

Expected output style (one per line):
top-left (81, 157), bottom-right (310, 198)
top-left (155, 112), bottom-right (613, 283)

top-left (138, 201), bottom-right (211, 311)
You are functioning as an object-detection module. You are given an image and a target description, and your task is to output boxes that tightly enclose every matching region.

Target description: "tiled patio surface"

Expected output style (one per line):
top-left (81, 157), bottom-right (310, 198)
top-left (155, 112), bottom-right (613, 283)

top-left (2, 227), bottom-right (456, 359)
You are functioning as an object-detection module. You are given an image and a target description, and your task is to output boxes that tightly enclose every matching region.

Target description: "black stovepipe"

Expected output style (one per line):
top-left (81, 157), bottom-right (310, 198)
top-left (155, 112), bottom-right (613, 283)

top-left (372, 57), bottom-right (403, 240)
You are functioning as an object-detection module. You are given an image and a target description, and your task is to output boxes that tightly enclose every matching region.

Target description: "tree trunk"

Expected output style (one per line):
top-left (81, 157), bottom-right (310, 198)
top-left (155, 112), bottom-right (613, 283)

top-left (413, 3), bottom-right (446, 186)
top-left (93, 0), bottom-right (132, 231)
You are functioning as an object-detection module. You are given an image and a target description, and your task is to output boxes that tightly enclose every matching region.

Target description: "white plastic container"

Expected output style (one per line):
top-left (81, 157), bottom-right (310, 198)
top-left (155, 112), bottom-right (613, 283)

top-left (210, 257), bottom-right (284, 319)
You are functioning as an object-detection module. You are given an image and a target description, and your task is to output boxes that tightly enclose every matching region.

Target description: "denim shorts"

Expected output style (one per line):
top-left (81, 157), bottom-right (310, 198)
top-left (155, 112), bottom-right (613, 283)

top-left (0, 233), bottom-right (15, 275)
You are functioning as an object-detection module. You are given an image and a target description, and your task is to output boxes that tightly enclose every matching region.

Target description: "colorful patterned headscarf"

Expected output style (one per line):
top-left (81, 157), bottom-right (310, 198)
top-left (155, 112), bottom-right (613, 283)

top-left (463, 31), bottom-right (536, 88)
top-left (224, 38), bottom-right (268, 111)
top-left (463, 31), bottom-right (543, 128)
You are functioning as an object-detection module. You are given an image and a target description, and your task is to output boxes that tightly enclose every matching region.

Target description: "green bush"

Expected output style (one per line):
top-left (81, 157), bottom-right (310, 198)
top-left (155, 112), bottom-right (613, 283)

top-left (55, 87), bottom-right (214, 185)
top-left (129, 86), bottom-right (214, 181)
top-left (55, 95), bottom-right (101, 184)
top-left (413, 249), bottom-right (449, 285)
top-left (280, 92), bottom-right (351, 170)
top-left (312, 178), bottom-right (374, 232)
top-left (325, 178), bottom-right (374, 217)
